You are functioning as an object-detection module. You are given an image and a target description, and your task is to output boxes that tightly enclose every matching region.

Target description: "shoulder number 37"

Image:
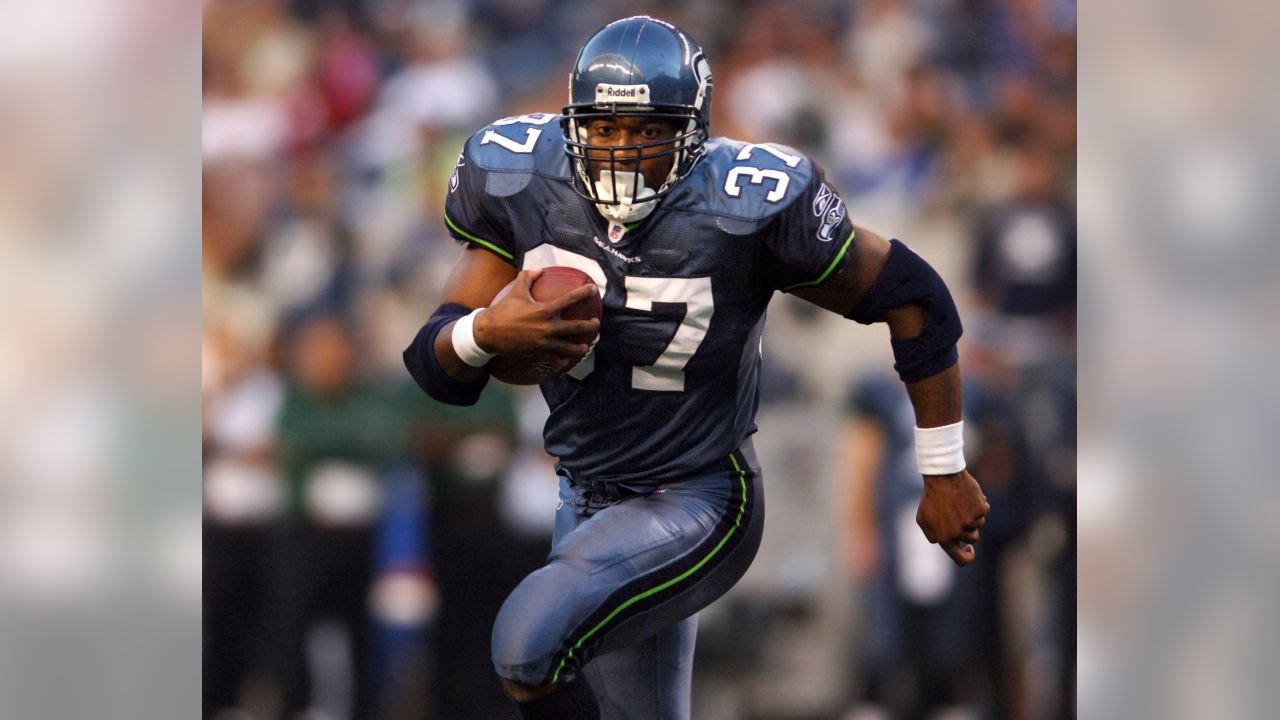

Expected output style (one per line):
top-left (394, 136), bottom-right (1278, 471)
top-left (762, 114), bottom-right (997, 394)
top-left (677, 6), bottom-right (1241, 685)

top-left (724, 142), bottom-right (802, 203)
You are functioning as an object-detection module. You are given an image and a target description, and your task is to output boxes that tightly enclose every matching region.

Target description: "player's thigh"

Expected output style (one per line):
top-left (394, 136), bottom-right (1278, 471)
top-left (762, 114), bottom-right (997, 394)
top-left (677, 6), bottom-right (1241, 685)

top-left (553, 469), bottom-right (762, 662)
top-left (492, 483), bottom-right (706, 684)
top-left (493, 467), bottom-right (761, 685)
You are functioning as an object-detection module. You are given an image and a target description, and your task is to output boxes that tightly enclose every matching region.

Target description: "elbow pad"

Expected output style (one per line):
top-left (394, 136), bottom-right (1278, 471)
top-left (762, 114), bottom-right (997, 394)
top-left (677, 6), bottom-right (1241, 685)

top-left (403, 302), bottom-right (490, 406)
top-left (845, 239), bottom-right (962, 383)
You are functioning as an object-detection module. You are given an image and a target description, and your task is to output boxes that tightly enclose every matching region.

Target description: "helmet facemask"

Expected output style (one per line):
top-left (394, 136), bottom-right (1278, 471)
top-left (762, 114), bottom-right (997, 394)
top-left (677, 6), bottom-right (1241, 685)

top-left (561, 107), bottom-right (707, 224)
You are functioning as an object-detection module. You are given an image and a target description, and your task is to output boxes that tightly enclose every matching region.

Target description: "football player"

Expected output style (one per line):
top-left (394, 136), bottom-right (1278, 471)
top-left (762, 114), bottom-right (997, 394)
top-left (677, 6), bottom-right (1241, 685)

top-left (404, 15), bottom-right (989, 720)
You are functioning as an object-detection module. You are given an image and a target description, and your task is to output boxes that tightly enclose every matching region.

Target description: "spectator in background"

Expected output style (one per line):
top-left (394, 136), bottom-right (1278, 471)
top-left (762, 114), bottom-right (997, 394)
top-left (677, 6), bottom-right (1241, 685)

top-left (971, 137), bottom-right (1076, 369)
top-left (841, 370), bottom-right (1018, 720)
top-left (966, 131), bottom-right (1077, 718)
top-left (1008, 338), bottom-right (1076, 720)
top-left (203, 315), bottom-right (286, 719)
top-left (256, 148), bottom-right (359, 319)
top-left (270, 314), bottom-right (407, 719)
top-left (376, 9), bottom-right (499, 136)
top-left (403, 379), bottom-right (526, 719)
top-left (202, 0), bottom-right (315, 164)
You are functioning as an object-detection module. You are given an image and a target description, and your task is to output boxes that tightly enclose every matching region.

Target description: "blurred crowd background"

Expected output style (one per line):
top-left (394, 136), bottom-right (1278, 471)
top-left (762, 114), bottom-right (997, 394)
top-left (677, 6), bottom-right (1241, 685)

top-left (202, 0), bottom-right (1075, 718)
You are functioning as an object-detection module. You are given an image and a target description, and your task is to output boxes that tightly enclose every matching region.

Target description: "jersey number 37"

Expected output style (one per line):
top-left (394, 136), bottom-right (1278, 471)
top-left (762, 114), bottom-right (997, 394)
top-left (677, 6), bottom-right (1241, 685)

top-left (523, 244), bottom-right (712, 393)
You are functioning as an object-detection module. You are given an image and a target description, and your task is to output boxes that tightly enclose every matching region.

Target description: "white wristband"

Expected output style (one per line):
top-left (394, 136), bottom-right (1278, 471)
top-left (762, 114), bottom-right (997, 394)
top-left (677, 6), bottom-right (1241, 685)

top-left (914, 421), bottom-right (966, 475)
top-left (451, 308), bottom-right (497, 367)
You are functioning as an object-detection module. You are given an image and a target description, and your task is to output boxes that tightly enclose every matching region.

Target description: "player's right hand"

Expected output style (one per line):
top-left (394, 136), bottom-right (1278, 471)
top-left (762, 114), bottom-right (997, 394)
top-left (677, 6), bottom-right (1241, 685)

top-left (473, 270), bottom-right (601, 360)
top-left (915, 469), bottom-right (990, 567)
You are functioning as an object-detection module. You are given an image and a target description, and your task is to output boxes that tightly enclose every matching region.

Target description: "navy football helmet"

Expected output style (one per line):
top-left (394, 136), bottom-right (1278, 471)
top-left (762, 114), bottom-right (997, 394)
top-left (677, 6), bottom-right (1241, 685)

top-left (561, 16), bottom-right (712, 222)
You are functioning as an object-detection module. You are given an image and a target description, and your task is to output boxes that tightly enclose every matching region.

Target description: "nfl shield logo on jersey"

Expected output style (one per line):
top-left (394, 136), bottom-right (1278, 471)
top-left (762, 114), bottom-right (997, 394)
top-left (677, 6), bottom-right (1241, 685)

top-left (608, 222), bottom-right (627, 243)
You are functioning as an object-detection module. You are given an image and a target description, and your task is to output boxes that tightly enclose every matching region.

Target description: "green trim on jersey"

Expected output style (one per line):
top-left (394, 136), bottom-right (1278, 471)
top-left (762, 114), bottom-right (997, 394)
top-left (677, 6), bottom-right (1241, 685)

top-left (444, 212), bottom-right (514, 261)
top-left (550, 453), bottom-right (751, 685)
top-left (782, 228), bottom-right (856, 292)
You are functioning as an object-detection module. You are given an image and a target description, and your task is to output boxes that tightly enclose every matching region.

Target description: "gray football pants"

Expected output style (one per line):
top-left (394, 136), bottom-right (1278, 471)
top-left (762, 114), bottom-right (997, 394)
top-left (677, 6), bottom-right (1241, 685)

top-left (491, 443), bottom-right (765, 719)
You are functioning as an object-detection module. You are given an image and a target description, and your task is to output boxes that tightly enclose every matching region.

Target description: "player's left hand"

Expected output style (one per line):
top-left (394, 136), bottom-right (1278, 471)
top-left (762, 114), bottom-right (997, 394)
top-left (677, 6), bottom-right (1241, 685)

top-left (915, 469), bottom-right (989, 567)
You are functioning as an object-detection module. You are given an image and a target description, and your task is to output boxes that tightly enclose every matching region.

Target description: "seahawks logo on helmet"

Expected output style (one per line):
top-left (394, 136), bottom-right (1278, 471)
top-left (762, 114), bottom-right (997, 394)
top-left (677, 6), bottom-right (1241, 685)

top-left (692, 51), bottom-right (712, 119)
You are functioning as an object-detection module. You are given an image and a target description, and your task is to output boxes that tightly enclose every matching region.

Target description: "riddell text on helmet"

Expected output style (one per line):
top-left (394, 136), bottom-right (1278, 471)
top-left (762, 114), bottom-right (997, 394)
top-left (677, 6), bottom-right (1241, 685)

top-left (595, 83), bottom-right (651, 104)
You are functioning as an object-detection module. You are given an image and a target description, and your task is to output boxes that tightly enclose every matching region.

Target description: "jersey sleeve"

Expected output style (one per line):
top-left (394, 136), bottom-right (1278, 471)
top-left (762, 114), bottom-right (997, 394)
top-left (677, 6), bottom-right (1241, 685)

top-left (442, 139), bottom-right (517, 266)
top-left (758, 163), bottom-right (857, 292)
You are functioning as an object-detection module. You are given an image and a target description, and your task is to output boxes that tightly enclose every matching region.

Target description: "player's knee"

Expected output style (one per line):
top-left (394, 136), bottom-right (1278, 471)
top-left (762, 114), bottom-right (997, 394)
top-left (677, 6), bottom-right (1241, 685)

top-left (492, 561), bottom-right (586, 684)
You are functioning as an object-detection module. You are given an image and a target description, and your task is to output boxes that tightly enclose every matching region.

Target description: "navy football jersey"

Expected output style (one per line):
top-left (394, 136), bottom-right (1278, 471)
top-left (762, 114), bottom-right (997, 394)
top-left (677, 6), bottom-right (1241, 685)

top-left (444, 112), bottom-right (856, 484)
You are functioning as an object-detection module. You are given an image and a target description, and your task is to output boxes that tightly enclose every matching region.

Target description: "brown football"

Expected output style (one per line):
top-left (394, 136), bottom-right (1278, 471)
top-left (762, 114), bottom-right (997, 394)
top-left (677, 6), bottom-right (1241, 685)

top-left (489, 267), bottom-right (602, 385)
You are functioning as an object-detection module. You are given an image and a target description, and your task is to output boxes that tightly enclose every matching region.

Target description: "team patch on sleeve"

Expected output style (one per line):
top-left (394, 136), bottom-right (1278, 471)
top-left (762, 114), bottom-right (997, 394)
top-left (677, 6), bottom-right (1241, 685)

top-left (448, 151), bottom-right (465, 193)
top-left (757, 162), bottom-right (856, 292)
top-left (812, 183), bottom-right (846, 242)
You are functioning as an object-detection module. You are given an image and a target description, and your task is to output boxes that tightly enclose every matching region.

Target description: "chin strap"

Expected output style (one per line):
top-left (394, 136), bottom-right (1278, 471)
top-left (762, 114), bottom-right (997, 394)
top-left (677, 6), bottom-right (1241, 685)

top-left (593, 170), bottom-right (657, 223)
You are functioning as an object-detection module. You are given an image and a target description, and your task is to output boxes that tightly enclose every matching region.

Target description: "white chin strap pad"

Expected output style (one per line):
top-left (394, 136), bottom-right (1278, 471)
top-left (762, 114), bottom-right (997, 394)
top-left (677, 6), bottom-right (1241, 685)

top-left (594, 170), bottom-right (657, 223)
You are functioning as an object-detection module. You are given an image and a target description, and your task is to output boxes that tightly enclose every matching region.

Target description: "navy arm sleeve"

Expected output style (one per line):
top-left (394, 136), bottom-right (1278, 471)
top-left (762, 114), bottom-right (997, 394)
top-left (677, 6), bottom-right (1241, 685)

top-left (402, 303), bottom-right (490, 406)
